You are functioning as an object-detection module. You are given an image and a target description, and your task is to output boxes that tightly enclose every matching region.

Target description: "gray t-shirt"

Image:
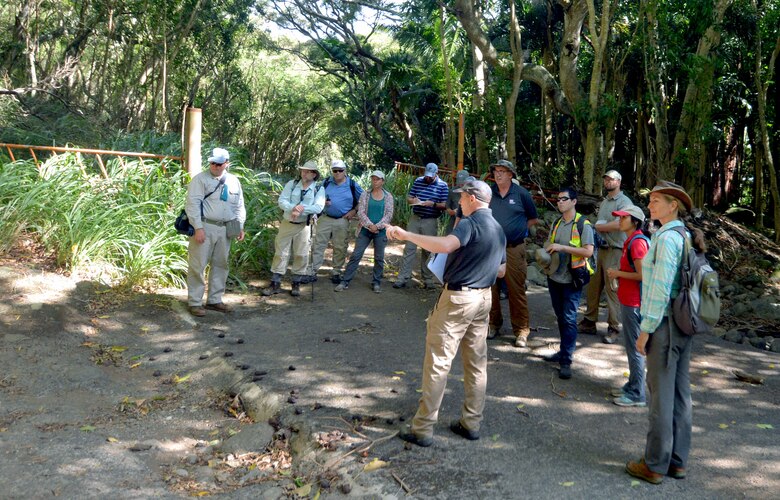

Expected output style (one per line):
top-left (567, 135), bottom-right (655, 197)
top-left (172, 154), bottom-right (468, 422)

top-left (549, 215), bottom-right (595, 284)
top-left (596, 191), bottom-right (632, 249)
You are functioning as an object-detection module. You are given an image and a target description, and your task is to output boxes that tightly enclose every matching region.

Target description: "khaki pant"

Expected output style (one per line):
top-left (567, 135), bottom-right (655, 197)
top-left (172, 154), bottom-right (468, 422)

top-left (583, 247), bottom-right (622, 331)
top-left (311, 215), bottom-right (350, 275)
top-left (397, 214), bottom-right (439, 284)
top-left (270, 220), bottom-right (311, 277)
top-left (489, 243), bottom-right (530, 337)
top-left (187, 222), bottom-right (231, 306)
top-left (411, 288), bottom-right (491, 438)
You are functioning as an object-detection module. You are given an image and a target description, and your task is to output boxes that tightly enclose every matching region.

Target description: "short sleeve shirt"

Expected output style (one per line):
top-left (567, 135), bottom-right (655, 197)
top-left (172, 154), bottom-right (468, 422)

top-left (444, 208), bottom-right (507, 288)
top-left (409, 176), bottom-right (449, 218)
top-left (596, 191), bottom-right (632, 248)
top-left (617, 230), bottom-right (650, 307)
top-left (490, 183), bottom-right (538, 245)
top-left (548, 216), bottom-right (595, 284)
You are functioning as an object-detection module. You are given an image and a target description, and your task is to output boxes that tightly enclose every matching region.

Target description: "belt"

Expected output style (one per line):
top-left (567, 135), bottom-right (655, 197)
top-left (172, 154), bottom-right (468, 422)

top-left (289, 221), bottom-right (304, 225)
top-left (413, 213), bottom-right (440, 219)
top-left (325, 214), bottom-right (343, 219)
top-left (203, 218), bottom-right (227, 227)
top-left (444, 283), bottom-right (490, 292)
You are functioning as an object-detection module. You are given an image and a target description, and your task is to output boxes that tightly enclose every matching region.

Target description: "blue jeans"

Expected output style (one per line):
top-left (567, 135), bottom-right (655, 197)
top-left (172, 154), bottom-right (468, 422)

top-left (621, 304), bottom-right (646, 402)
top-left (547, 279), bottom-right (582, 366)
top-left (341, 227), bottom-right (387, 285)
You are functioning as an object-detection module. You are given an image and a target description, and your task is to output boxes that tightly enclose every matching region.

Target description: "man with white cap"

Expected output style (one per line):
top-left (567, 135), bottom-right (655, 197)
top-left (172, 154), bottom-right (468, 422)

top-left (393, 162), bottom-right (449, 289)
top-left (309, 159), bottom-right (363, 284)
top-left (262, 161), bottom-right (326, 297)
top-left (386, 179), bottom-right (506, 447)
top-left (579, 169), bottom-right (633, 344)
top-left (334, 170), bottom-right (394, 293)
top-left (186, 147), bottom-right (246, 317)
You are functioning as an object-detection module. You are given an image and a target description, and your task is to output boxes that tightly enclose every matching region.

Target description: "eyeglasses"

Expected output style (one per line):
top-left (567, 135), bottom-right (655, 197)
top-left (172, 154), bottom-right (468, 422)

top-left (210, 161), bottom-right (225, 166)
top-left (556, 197), bottom-right (570, 202)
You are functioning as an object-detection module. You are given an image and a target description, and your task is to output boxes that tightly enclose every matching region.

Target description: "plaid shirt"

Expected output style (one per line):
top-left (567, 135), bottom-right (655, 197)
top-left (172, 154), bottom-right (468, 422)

top-left (639, 220), bottom-right (686, 334)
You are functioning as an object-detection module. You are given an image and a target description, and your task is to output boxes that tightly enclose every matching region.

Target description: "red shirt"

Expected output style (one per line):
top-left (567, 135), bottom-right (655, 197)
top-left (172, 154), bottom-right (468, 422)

top-left (617, 229), bottom-right (649, 307)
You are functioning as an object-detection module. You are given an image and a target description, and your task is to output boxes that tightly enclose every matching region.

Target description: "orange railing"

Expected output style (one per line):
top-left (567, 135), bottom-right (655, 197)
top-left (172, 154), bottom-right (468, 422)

top-left (1, 143), bottom-right (183, 178)
top-left (394, 161), bottom-right (456, 184)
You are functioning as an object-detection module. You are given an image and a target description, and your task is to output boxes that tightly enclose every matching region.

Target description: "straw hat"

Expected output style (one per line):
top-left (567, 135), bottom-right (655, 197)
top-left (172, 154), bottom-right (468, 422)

top-left (535, 242), bottom-right (560, 276)
top-left (650, 180), bottom-right (693, 212)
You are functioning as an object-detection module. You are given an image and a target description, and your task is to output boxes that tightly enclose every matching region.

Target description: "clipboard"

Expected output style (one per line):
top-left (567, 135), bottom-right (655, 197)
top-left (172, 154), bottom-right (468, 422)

top-left (426, 253), bottom-right (446, 284)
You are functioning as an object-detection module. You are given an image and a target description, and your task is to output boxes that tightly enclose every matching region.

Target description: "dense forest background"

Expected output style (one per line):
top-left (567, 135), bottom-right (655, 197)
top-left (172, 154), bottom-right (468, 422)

top-left (1, 0), bottom-right (779, 235)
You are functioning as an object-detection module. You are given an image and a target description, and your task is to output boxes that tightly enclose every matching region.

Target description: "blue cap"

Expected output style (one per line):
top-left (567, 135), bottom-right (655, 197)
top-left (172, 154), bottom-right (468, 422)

top-left (424, 163), bottom-right (438, 177)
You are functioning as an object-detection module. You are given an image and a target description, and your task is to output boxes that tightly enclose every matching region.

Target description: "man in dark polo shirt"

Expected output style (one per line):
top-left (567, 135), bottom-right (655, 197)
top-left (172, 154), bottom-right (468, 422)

top-left (487, 160), bottom-right (539, 347)
top-left (393, 163), bottom-right (449, 289)
top-left (386, 180), bottom-right (506, 447)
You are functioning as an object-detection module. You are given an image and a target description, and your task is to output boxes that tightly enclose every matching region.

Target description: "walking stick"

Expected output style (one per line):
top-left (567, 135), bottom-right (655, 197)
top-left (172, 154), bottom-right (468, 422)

top-left (309, 214), bottom-right (318, 302)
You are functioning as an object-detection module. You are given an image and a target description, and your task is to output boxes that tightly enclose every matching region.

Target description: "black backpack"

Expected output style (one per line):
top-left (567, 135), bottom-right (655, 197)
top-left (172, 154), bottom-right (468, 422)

top-left (174, 176), bottom-right (225, 236)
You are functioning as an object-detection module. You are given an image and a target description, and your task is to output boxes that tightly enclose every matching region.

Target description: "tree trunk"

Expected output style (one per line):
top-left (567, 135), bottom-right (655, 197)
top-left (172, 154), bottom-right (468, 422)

top-left (440, 6), bottom-right (456, 169)
top-left (471, 42), bottom-right (489, 173)
top-left (505, 0), bottom-right (524, 166)
top-left (642, 0), bottom-right (671, 183)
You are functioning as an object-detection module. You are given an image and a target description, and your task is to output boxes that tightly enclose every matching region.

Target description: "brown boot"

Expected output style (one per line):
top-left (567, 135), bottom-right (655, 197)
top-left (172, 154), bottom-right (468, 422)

top-left (261, 281), bottom-right (281, 296)
top-left (626, 458), bottom-right (663, 484)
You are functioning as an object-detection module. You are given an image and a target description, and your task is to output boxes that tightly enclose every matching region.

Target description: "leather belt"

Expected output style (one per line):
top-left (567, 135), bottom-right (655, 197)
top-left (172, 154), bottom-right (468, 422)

top-left (325, 214), bottom-right (343, 219)
top-left (203, 218), bottom-right (227, 227)
top-left (444, 284), bottom-right (489, 292)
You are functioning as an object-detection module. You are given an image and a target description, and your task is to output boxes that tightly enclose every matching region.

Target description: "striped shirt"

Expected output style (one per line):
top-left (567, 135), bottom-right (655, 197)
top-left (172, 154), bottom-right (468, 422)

top-left (408, 176), bottom-right (448, 218)
top-left (639, 220), bottom-right (686, 334)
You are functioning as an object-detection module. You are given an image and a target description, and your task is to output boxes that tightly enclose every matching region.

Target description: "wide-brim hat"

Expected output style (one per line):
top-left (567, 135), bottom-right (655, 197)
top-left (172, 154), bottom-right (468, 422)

top-left (298, 160), bottom-right (321, 180)
top-left (650, 180), bottom-right (693, 212)
top-left (535, 242), bottom-right (560, 276)
top-left (490, 159), bottom-right (517, 177)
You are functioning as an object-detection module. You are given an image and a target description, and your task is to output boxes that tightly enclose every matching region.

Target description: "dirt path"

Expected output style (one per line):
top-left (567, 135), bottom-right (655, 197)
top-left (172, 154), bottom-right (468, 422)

top-left (1, 244), bottom-right (778, 498)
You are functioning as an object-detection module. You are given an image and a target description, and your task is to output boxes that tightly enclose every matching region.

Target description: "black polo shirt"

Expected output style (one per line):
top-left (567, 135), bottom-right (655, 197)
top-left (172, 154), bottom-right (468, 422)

top-left (444, 208), bottom-right (506, 289)
top-left (489, 183), bottom-right (538, 245)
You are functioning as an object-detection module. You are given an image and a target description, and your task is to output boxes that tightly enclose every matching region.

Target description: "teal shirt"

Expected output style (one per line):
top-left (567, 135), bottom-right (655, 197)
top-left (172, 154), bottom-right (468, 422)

top-left (640, 220), bottom-right (686, 333)
top-left (367, 195), bottom-right (385, 225)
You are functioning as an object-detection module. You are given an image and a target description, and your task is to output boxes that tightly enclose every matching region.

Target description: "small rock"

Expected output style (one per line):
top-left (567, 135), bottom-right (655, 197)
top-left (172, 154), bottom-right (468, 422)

top-left (224, 352), bottom-right (233, 357)
top-left (148, 356), bottom-right (156, 361)
top-left (313, 402), bottom-right (322, 410)
top-left (723, 330), bottom-right (743, 343)
top-left (163, 347), bottom-right (172, 353)
top-left (186, 455), bottom-right (198, 465)
top-left (152, 370), bottom-right (162, 377)
top-left (295, 407), bottom-right (303, 415)
top-left (218, 333), bottom-right (225, 338)
top-left (770, 341), bottom-right (780, 353)
top-left (175, 469), bottom-right (189, 478)
top-left (320, 478), bottom-right (331, 489)
top-left (129, 443), bottom-right (153, 452)
top-left (287, 396), bottom-right (298, 404)
top-left (252, 376), bottom-right (264, 382)
top-left (199, 354), bottom-right (209, 360)
top-left (236, 338), bottom-right (244, 344)
top-left (254, 370), bottom-right (268, 377)
top-left (239, 364), bottom-right (250, 370)
top-left (749, 337), bottom-right (769, 350)
top-left (288, 365), bottom-right (296, 371)
top-left (340, 483), bottom-right (352, 494)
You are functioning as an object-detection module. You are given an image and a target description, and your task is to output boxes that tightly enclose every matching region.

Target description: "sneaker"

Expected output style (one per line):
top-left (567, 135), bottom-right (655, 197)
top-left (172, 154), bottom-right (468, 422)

top-left (668, 465), bottom-right (687, 479)
top-left (330, 274), bottom-right (341, 284)
top-left (602, 327), bottom-right (620, 344)
top-left (398, 432), bottom-right (433, 447)
top-left (449, 420), bottom-right (480, 440)
top-left (334, 282), bottom-right (348, 292)
top-left (372, 283), bottom-right (381, 293)
top-left (578, 318), bottom-right (597, 334)
top-left (542, 352), bottom-right (561, 363)
top-left (626, 458), bottom-right (664, 484)
top-left (559, 365), bottom-right (572, 379)
top-left (487, 327), bottom-right (500, 339)
top-left (514, 337), bottom-right (527, 348)
top-left (290, 282), bottom-right (301, 297)
top-left (204, 302), bottom-right (233, 313)
top-left (392, 281), bottom-right (407, 289)
top-left (189, 306), bottom-right (206, 317)
top-left (610, 388), bottom-right (625, 398)
top-left (613, 395), bottom-right (646, 407)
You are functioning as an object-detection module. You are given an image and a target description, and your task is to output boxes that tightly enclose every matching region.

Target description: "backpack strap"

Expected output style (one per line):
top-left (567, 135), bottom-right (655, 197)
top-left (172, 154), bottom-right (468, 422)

top-left (626, 233), bottom-right (650, 271)
top-left (349, 177), bottom-right (359, 209)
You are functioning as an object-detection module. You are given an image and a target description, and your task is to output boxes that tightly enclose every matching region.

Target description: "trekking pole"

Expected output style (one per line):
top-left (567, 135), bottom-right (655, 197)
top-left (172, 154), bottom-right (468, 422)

top-left (309, 215), bottom-right (318, 302)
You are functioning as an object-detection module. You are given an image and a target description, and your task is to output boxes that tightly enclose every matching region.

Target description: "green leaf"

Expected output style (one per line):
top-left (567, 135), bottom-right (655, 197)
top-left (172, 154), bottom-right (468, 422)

top-left (756, 424), bottom-right (773, 429)
top-left (80, 425), bottom-right (96, 432)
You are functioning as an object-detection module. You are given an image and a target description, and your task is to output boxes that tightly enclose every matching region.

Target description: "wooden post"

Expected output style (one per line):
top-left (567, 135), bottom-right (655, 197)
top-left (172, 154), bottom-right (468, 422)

top-left (184, 107), bottom-right (202, 178)
top-left (457, 113), bottom-right (465, 173)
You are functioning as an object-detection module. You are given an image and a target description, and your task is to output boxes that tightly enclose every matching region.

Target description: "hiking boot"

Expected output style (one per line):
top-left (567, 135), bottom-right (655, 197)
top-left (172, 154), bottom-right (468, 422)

top-left (334, 282), bottom-right (348, 292)
top-left (543, 352), bottom-right (561, 363)
top-left (578, 318), bottom-right (597, 334)
top-left (205, 302), bottom-right (233, 313)
top-left (399, 432), bottom-right (433, 447)
top-left (189, 306), bottom-right (206, 317)
top-left (602, 327), bottom-right (620, 344)
top-left (392, 280), bottom-right (407, 289)
top-left (261, 281), bottom-right (282, 296)
top-left (290, 282), bottom-right (301, 297)
top-left (487, 327), bottom-right (500, 340)
top-left (613, 395), bottom-right (646, 407)
top-left (626, 458), bottom-right (663, 484)
top-left (330, 274), bottom-right (341, 284)
top-left (559, 365), bottom-right (572, 379)
top-left (372, 283), bottom-right (381, 293)
top-left (450, 420), bottom-right (480, 441)
top-left (668, 465), bottom-right (687, 479)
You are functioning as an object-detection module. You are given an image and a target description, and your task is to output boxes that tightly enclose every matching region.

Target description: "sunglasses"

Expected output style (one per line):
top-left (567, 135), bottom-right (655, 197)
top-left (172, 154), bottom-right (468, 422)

top-left (210, 161), bottom-right (225, 166)
top-left (331, 169), bottom-right (345, 173)
top-left (556, 197), bottom-right (571, 202)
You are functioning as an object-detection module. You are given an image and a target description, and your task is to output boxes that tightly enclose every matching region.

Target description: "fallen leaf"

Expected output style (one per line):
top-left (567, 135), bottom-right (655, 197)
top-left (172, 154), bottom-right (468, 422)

top-left (769, 364), bottom-right (775, 369)
top-left (110, 346), bottom-right (128, 352)
top-left (701, 370), bottom-right (709, 375)
top-left (305, 356), bottom-right (312, 359)
top-left (516, 404), bottom-right (525, 410)
top-left (391, 376), bottom-right (401, 380)
top-left (98, 315), bottom-right (110, 319)
top-left (491, 434), bottom-right (499, 441)
top-left (81, 341), bottom-right (97, 347)
top-left (80, 425), bottom-right (96, 432)
top-left (227, 428), bottom-right (238, 436)
top-left (140, 326), bottom-right (149, 332)
top-left (129, 362), bottom-right (141, 369)
top-left (394, 371), bottom-right (406, 375)
top-left (173, 374), bottom-right (191, 384)
top-left (561, 481), bottom-right (575, 487)
top-left (415, 389), bottom-right (423, 393)
top-left (209, 430), bottom-right (219, 436)
top-left (0, 427), bottom-right (8, 432)
top-left (312, 489), bottom-right (321, 500)
top-left (293, 484), bottom-right (312, 496)
top-left (364, 458), bottom-right (389, 472)
top-left (756, 424), bottom-right (773, 429)
top-left (718, 423), bottom-right (729, 429)
top-left (631, 480), bottom-right (640, 487)
top-left (194, 492), bottom-right (210, 497)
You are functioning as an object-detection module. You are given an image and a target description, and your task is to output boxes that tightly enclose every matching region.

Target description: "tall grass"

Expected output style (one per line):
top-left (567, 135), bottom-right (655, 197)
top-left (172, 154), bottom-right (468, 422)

top-left (0, 155), bottom-right (281, 289)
